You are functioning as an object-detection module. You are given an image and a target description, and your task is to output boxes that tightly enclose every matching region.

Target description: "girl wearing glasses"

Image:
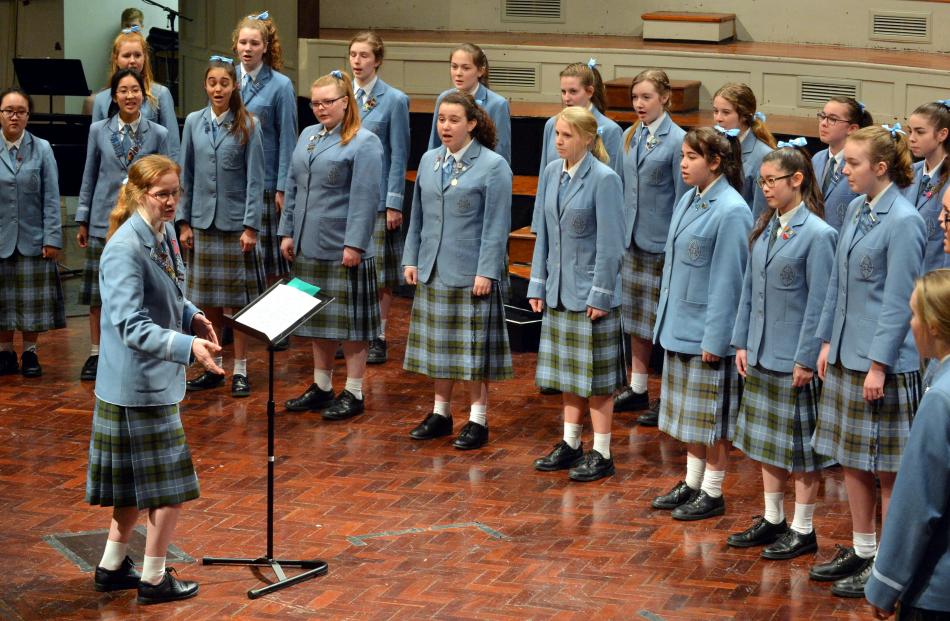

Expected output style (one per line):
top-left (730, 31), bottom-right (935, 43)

top-left (402, 91), bottom-right (512, 451)
top-left (427, 43), bottom-right (511, 165)
top-left (810, 125), bottom-right (926, 598)
top-left (279, 71), bottom-right (383, 421)
top-left (713, 83), bottom-right (776, 219)
top-left (0, 88), bottom-right (65, 378)
top-left (76, 69), bottom-right (171, 383)
top-left (614, 69), bottom-right (689, 425)
top-left (347, 31), bottom-right (411, 365)
top-left (87, 154), bottom-right (222, 605)
top-left (232, 12), bottom-right (297, 280)
top-left (813, 97), bottom-right (874, 231)
top-left (651, 127), bottom-right (752, 521)
top-left (903, 100), bottom-right (950, 272)
top-left (92, 28), bottom-right (180, 159)
top-left (728, 142), bottom-right (837, 560)
top-left (176, 57), bottom-right (265, 398)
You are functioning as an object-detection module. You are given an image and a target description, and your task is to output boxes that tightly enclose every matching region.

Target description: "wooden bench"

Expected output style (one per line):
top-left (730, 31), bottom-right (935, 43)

top-left (641, 11), bottom-right (736, 43)
top-left (605, 78), bottom-right (701, 112)
top-left (508, 225), bottom-right (536, 281)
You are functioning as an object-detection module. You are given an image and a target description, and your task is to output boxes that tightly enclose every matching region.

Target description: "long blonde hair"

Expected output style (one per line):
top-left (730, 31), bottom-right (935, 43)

top-left (556, 106), bottom-right (609, 164)
top-left (108, 30), bottom-right (157, 107)
top-left (913, 269), bottom-right (950, 345)
top-left (107, 155), bottom-right (181, 240)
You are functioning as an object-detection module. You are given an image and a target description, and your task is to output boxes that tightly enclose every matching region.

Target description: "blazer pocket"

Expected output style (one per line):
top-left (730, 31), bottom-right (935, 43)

top-left (452, 187), bottom-right (484, 216)
top-left (255, 104), bottom-right (274, 127)
top-left (322, 159), bottom-right (351, 188)
top-left (24, 167), bottom-right (41, 193)
top-left (679, 234), bottom-right (712, 267)
top-left (771, 257), bottom-right (805, 291)
top-left (645, 163), bottom-right (667, 186)
top-left (222, 147), bottom-right (244, 170)
top-left (132, 353), bottom-right (171, 394)
top-left (363, 120), bottom-right (385, 137)
top-left (768, 321), bottom-right (799, 361)
top-left (318, 217), bottom-right (348, 253)
top-left (456, 238), bottom-right (480, 276)
top-left (672, 300), bottom-right (706, 341)
top-left (574, 263), bottom-right (596, 291)
top-left (853, 246), bottom-right (885, 283)
top-left (853, 316), bottom-right (876, 357)
top-left (566, 207), bottom-right (594, 238)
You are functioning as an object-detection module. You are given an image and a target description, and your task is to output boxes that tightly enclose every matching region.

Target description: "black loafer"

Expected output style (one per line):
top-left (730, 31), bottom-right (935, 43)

top-left (231, 374), bottom-right (251, 398)
top-left (726, 516), bottom-right (788, 548)
top-left (637, 399), bottom-right (661, 426)
top-left (322, 389), bottom-right (364, 420)
top-left (831, 559), bottom-right (873, 598)
top-left (409, 413), bottom-right (453, 440)
top-left (763, 528), bottom-right (818, 560)
top-left (651, 481), bottom-right (698, 510)
top-left (538, 386), bottom-right (561, 395)
top-left (0, 350), bottom-right (19, 375)
top-left (672, 490), bottom-right (725, 521)
top-left (21, 351), bottom-right (41, 377)
top-left (614, 386), bottom-right (650, 412)
top-left (533, 441), bottom-right (585, 471)
top-left (186, 371), bottom-right (225, 391)
top-left (285, 383), bottom-right (335, 412)
top-left (94, 556), bottom-right (140, 592)
top-left (568, 449), bottom-right (615, 482)
top-left (80, 354), bottom-right (98, 381)
top-left (809, 545), bottom-right (872, 582)
top-left (136, 568), bottom-right (199, 605)
top-left (367, 338), bottom-right (387, 364)
top-left (452, 421), bottom-right (488, 450)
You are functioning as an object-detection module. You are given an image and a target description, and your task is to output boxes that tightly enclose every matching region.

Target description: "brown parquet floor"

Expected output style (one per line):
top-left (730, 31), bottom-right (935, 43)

top-left (0, 298), bottom-right (874, 620)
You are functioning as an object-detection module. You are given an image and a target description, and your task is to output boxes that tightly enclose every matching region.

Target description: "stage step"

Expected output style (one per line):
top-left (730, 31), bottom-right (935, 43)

top-left (641, 11), bottom-right (736, 43)
top-left (605, 78), bottom-right (701, 113)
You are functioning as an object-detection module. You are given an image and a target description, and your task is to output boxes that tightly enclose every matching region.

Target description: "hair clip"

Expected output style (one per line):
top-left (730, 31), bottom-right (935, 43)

top-left (596, 126), bottom-right (604, 136)
top-left (777, 137), bottom-right (808, 149)
top-left (330, 69), bottom-right (343, 80)
top-left (714, 125), bottom-right (740, 138)
top-left (121, 25), bottom-right (141, 34)
top-left (587, 57), bottom-right (597, 69)
top-left (857, 101), bottom-right (867, 113)
top-left (122, 177), bottom-right (129, 185)
top-left (754, 111), bottom-right (767, 123)
top-left (209, 55), bottom-right (234, 64)
top-left (936, 99), bottom-right (950, 110)
top-left (882, 122), bottom-right (905, 138)
top-left (249, 10), bottom-right (269, 20)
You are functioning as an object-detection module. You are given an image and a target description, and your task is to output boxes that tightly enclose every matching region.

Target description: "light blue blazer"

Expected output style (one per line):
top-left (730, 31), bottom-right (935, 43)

top-left (236, 64), bottom-right (298, 192)
top-left (177, 107), bottom-right (265, 232)
top-left (620, 115), bottom-right (689, 252)
top-left (0, 132), bottom-right (62, 257)
top-left (76, 117), bottom-right (170, 238)
top-left (527, 153), bottom-right (625, 312)
top-left (812, 148), bottom-right (856, 232)
top-left (816, 185), bottom-right (926, 373)
top-left (732, 207), bottom-right (838, 372)
top-left (902, 161), bottom-right (949, 272)
top-left (278, 126), bottom-right (383, 260)
top-left (654, 178), bottom-right (753, 357)
top-left (92, 83), bottom-right (180, 160)
top-left (741, 132), bottom-right (772, 219)
top-left (428, 84), bottom-right (512, 165)
top-left (359, 78), bottom-right (411, 212)
top-left (403, 140), bottom-right (512, 288)
top-left (96, 212), bottom-right (200, 407)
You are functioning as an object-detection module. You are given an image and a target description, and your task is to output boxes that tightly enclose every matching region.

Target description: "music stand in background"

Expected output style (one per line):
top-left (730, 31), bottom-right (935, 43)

top-left (202, 277), bottom-right (334, 599)
top-left (12, 58), bottom-right (90, 114)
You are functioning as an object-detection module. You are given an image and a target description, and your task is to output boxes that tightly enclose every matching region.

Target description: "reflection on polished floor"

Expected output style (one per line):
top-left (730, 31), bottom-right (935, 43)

top-left (1, 297), bottom-right (869, 620)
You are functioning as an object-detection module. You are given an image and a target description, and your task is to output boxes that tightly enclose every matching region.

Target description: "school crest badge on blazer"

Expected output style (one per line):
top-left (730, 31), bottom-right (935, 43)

top-left (781, 264), bottom-right (796, 287)
top-left (837, 202), bottom-right (847, 224)
top-left (327, 163), bottom-right (342, 185)
top-left (687, 239), bottom-right (702, 262)
top-left (571, 212), bottom-right (588, 234)
top-left (457, 197), bottom-right (473, 212)
top-left (860, 255), bottom-right (874, 279)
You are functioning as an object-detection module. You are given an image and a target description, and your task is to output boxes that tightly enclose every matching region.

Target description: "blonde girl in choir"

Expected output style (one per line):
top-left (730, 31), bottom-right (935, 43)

top-left (809, 124), bottom-right (926, 598)
top-left (813, 97), bottom-right (873, 231)
top-left (279, 71), bottom-right (383, 421)
top-left (528, 106), bottom-right (625, 481)
top-left (727, 140), bottom-right (837, 559)
top-left (347, 31), bottom-right (411, 365)
top-left (613, 69), bottom-right (689, 425)
top-left (176, 56), bottom-right (265, 397)
top-left (650, 126), bottom-right (752, 520)
top-left (403, 91), bottom-right (513, 450)
top-left (903, 100), bottom-right (950, 272)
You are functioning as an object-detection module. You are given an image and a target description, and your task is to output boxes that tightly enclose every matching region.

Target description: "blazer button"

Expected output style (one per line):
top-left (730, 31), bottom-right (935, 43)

top-left (178, 294), bottom-right (183, 300)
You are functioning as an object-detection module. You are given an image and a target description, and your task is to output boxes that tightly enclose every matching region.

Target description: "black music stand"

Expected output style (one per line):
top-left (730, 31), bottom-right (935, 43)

top-left (202, 277), bottom-right (334, 599)
top-left (12, 58), bottom-right (90, 114)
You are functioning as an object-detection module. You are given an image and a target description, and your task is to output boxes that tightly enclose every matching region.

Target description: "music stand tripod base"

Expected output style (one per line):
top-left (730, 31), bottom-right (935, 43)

top-left (202, 555), bottom-right (328, 599)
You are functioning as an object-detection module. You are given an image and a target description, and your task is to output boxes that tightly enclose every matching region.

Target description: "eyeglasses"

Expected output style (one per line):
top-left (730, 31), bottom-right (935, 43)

top-left (0, 109), bottom-right (29, 119)
top-left (310, 95), bottom-right (346, 110)
top-left (148, 188), bottom-right (182, 202)
top-left (816, 112), bottom-right (849, 125)
top-left (757, 173), bottom-right (795, 188)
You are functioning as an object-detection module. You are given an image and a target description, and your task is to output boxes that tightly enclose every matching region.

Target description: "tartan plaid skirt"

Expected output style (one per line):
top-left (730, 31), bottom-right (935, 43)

top-left (78, 235), bottom-right (106, 306)
top-left (0, 252), bottom-right (66, 332)
top-left (621, 245), bottom-right (664, 340)
top-left (85, 398), bottom-right (200, 510)
top-left (259, 190), bottom-right (290, 278)
top-left (372, 211), bottom-right (405, 290)
top-left (185, 227), bottom-right (265, 308)
top-left (404, 275), bottom-right (512, 381)
top-left (812, 363), bottom-right (921, 472)
top-left (733, 365), bottom-right (834, 472)
top-left (659, 351), bottom-right (742, 445)
top-left (291, 255), bottom-right (380, 341)
top-left (535, 306), bottom-right (625, 397)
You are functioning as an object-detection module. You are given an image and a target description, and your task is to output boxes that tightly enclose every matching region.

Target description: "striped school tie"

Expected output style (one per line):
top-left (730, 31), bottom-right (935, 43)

top-left (557, 171), bottom-right (570, 214)
top-left (442, 156), bottom-right (454, 187)
top-left (636, 124), bottom-right (649, 161)
top-left (8, 145), bottom-right (17, 171)
top-left (917, 174), bottom-right (931, 207)
top-left (821, 156), bottom-right (836, 195)
top-left (857, 202), bottom-right (875, 234)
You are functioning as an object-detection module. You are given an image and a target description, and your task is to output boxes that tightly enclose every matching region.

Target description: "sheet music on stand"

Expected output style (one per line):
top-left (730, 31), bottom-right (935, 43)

top-left (227, 277), bottom-right (333, 346)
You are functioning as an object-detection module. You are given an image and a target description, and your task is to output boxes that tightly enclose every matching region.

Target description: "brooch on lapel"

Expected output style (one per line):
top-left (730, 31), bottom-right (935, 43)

top-left (780, 225), bottom-right (794, 240)
top-left (362, 96), bottom-right (377, 112)
top-left (923, 181), bottom-right (936, 200)
top-left (307, 134), bottom-right (318, 153)
top-left (646, 133), bottom-right (659, 151)
top-left (450, 160), bottom-right (466, 186)
top-left (203, 119), bottom-right (233, 135)
top-left (109, 129), bottom-right (141, 163)
top-left (780, 264), bottom-right (796, 287)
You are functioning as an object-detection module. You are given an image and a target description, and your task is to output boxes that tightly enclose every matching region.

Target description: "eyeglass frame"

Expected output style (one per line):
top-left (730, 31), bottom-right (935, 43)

top-left (756, 173), bottom-right (795, 189)
top-left (0, 109), bottom-right (29, 119)
top-left (309, 95), bottom-right (346, 110)
top-left (816, 112), bottom-right (850, 126)
top-left (147, 187), bottom-right (183, 202)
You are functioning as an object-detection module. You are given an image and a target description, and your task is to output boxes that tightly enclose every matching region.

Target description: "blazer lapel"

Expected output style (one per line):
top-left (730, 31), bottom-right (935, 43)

top-left (1, 132), bottom-right (28, 174)
top-left (674, 183), bottom-right (717, 238)
top-left (559, 154), bottom-right (591, 218)
top-left (849, 187), bottom-right (895, 252)
top-left (210, 108), bottom-right (233, 149)
top-left (766, 206), bottom-right (808, 264)
top-left (309, 127), bottom-right (341, 161)
top-left (638, 113), bottom-right (671, 166)
top-left (359, 80), bottom-right (385, 120)
top-left (241, 65), bottom-right (272, 106)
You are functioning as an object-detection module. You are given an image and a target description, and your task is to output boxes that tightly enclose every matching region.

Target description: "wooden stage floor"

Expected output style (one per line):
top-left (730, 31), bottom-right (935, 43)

top-left (1, 297), bottom-right (876, 620)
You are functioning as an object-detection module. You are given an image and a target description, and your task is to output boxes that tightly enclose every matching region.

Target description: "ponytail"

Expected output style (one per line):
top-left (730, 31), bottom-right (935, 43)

top-left (439, 90), bottom-right (497, 150)
top-left (910, 100), bottom-right (950, 195)
top-left (312, 70), bottom-right (361, 145)
top-left (749, 142), bottom-right (825, 246)
top-left (560, 60), bottom-right (608, 114)
top-left (714, 83), bottom-right (777, 148)
top-left (206, 58), bottom-right (254, 145)
top-left (557, 106), bottom-right (609, 165)
top-left (684, 127), bottom-right (743, 192)
top-left (848, 125), bottom-right (914, 188)
top-left (451, 43), bottom-right (490, 88)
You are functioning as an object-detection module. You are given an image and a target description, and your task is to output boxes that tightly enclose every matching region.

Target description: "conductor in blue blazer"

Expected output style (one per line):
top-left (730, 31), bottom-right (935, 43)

top-left (76, 69), bottom-right (171, 383)
top-left (813, 97), bottom-right (873, 231)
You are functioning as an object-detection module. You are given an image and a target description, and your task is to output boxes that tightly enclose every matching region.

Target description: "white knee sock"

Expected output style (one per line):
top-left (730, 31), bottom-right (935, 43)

top-left (379, 319), bottom-right (387, 340)
top-left (433, 400), bottom-right (451, 418)
top-left (791, 502), bottom-right (816, 535)
top-left (853, 531), bottom-right (877, 559)
top-left (700, 468), bottom-right (725, 498)
top-left (22, 340), bottom-right (36, 353)
top-left (469, 404), bottom-right (487, 426)
top-left (98, 539), bottom-right (128, 571)
top-left (592, 432), bottom-right (611, 459)
top-left (629, 372), bottom-right (648, 394)
top-left (563, 422), bottom-right (582, 450)
top-left (763, 492), bottom-right (785, 524)
top-left (213, 356), bottom-right (223, 370)
top-left (313, 369), bottom-right (332, 391)
top-left (0, 342), bottom-right (13, 352)
top-left (344, 377), bottom-right (363, 400)
top-left (233, 359), bottom-right (247, 377)
top-left (90, 344), bottom-right (100, 356)
top-left (685, 455), bottom-right (706, 490)
top-left (141, 555), bottom-right (166, 585)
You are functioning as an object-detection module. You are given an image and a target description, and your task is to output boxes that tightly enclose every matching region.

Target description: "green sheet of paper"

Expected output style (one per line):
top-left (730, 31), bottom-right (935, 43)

top-left (286, 277), bottom-right (320, 296)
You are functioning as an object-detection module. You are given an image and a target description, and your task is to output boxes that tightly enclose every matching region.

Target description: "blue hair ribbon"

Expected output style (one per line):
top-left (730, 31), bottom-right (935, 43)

top-left (330, 69), bottom-right (343, 79)
top-left (587, 57), bottom-right (597, 69)
top-left (882, 122), bottom-right (905, 138)
top-left (857, 101), bottom-right (867, 113)
top-left (777, 137), bottom-right (808, 149)
top-left (249, 11), bottom-right (269, 20)
top-left (754, 111), bottom-right (767, 123)
top-left (714, 125), bottom-right (741, 138)
top-left (596, 126), bottom-right (604, 136)
top-left (121, 25), bottom-right (141, 34)
top-left (937, 99), bottom-right (950, 110)
top-left (209, 55), bottom-right (234, 64)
